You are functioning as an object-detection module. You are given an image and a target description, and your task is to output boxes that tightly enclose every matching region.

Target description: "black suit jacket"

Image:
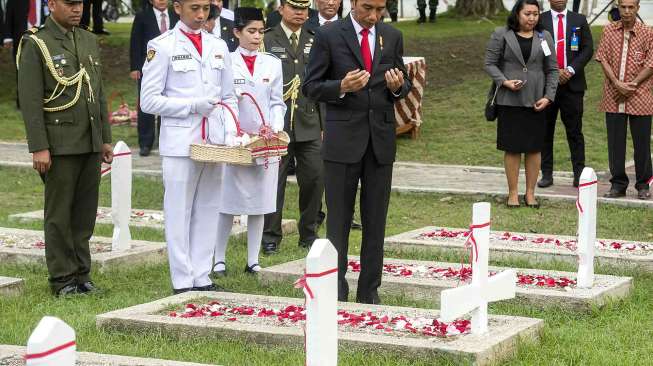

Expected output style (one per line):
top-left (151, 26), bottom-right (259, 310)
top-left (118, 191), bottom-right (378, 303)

top-left (218, 16), bottom-right (237, 52)
top-left (303, 15), bottom-right (411, 164)
top-left (129, 7), bottom-right (179, 72)
top-left (539, 10), bottom-right (593, 92)
top-left (2, 0), bottom-right (28, 50)
top-left (266, 9), bottom-right (319, 32)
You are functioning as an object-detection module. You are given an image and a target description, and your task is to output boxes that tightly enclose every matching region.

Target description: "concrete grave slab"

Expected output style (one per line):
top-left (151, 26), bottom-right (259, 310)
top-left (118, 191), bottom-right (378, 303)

top-left (260, 256), bottom-right (633, 311)
top-left (0, 277), bottom-right (24, 297)
top-left (96, 291), bottom-right (543, 366)
top-left (0, 227), bottom-right (166, 272)
top-left (0, 345), bottom-right (217, 366)
top-left (385, 227), bottom-right (653, 271)
top-left (9, 208), bottom-right (297, 237)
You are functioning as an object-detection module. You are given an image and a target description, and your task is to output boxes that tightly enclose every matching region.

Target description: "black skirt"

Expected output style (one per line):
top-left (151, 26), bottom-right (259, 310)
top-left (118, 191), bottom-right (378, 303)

top-left (496, 105), bottom-right (546, 153)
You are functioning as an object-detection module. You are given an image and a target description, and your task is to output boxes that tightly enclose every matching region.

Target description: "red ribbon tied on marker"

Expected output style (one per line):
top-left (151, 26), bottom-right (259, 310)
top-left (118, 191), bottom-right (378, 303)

top-left (647, 176), bottom-right (653, 188)
top-left (575, 180), bottom-right (598, 214)
top-left (293, 268), bottom-right (338, 300)
top-left (24, 340), bottom-right (76, 360)
top-left (463, 221), bottom-right (491, 263)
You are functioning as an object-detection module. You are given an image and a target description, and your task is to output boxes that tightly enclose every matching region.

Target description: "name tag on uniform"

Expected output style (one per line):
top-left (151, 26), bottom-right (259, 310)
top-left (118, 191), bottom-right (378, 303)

top-left (234, 79), bottom-right (246, 84)
top-left (279, 54), bottom-right (287, 59)
top-left (262, 78), bottom-right (270, 83)
top-left (304, 46), bottom-right (312, 54)
top-left (214, 54), bottom-right (223, 59)
top-left (271, 47), bottom-right (285, 53)
top-left (172, 54), bottom-right (192, 61)
top-left (52, 54), bottom-right (65, 61)
top-left (541, 40), bottom-right (551, 56)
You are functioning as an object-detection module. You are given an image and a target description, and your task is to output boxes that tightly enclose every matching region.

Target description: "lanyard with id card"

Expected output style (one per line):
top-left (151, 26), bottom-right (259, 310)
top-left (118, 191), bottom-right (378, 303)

top-left (570, 27), bottom-right (580, 51)
top-left (538, 32), bottom-right (552, 56)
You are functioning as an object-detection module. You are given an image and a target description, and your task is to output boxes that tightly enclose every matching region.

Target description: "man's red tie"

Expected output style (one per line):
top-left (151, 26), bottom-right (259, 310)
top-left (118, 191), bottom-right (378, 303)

top-left (241, 54), bottom-right (256, 75)
top-left (556, 14), bottom-right (565, 69)
top-left (181, 29), bottom-right (202, 56)
top-left (360, 28), bottom-right (372, 73)
top-left (28, 0), bottom-right (37, 26)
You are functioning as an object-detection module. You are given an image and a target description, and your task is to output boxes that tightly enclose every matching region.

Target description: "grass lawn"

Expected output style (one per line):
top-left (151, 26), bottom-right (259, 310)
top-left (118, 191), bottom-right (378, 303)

top-left (0, 165), bottom-right (652, 365)
top-left (0, 15), bottom-right (629, 171)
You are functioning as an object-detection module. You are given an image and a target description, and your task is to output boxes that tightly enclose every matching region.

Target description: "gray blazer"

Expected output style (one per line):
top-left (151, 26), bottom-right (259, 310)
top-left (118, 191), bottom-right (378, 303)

top-left (484, 27), bottom-right (558, 107)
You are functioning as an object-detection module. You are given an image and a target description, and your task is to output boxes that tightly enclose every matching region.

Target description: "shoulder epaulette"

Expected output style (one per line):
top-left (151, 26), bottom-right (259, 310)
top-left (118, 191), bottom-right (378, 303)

top-left (27, 27), bottom-right (39, 34)
top-left (264, 27), bottom-right (274, 33)
top-left (152, 29), bottom-right (174, 41)
top-left (77, 24), bottom-right (91, 32)
top-left (261, 51), bottom-right (280, 61)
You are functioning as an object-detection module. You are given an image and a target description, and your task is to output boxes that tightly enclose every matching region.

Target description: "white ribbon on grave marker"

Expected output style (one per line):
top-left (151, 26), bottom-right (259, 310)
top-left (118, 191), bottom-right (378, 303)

top-left (293, 239), bottom-right (338, 366)
top-left (110, 141), bottom-right (132, 252)
top-left (25, 316), bottom-right (76, 366)
top-left (440, 202), bottom-right (516, 335)
top-left (576, 167), bottom-right (598, 288)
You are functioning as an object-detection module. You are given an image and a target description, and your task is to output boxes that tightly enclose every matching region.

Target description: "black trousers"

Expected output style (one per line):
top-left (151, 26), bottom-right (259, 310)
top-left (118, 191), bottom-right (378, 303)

top-left (44, 153), bottom-right (101, 293)
top-left (81, 0), bottom-right (104, 32)
top-left (137, 78), bottom-right (158, 149)
top-left (324, 141), bottom-right (393, 303)
top-left (263, 139), bottom-right (323, 245)
top-left (541, 86), bottom-right (586, 179)
top-left (606, 113), bottom-right (652, 191)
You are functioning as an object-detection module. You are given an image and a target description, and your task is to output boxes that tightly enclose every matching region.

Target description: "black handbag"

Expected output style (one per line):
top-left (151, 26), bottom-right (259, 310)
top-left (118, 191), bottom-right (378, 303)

top-left (485, 83), bottom-right (500, 122)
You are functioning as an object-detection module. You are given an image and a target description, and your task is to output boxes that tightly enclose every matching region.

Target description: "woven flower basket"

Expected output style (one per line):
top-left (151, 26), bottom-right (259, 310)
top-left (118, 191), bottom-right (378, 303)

top-left (240, 92), bottom-right (290, 159)
top-left (190, 102), bottom-right (254, 165)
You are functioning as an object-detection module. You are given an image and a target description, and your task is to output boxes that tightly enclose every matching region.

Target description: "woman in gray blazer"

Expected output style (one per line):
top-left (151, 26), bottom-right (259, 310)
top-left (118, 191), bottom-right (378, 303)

top-left (485, 0), bottom-right (558, 208)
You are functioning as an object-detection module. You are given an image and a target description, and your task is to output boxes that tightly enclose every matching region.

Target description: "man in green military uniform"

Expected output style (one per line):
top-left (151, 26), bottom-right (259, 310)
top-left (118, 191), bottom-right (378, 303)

top-left (17, 0), bottom-right (113, 296)
top-left (417, 0), bottom-right (438, 23)
top-left (386, 0), bottom-right (398, 22)
top-left (262, 0), bottom-right (323, 254)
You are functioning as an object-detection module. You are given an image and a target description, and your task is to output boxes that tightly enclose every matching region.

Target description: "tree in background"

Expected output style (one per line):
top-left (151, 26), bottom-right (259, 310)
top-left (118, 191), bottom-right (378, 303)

top-left (455, 0), bottom-right (504, 17)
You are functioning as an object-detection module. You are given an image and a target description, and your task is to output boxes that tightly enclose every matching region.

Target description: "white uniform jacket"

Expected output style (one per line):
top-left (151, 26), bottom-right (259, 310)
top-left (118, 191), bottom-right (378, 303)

top-left (140, 23), bottom-right (239, 157)
top-left (230, 50), bottom-right (286, 164)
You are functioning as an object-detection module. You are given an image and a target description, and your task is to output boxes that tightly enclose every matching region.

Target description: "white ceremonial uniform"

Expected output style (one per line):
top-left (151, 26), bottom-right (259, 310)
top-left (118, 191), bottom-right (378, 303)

top-left (140, 22), bottom-right (238, 290)
top-left (219, 48), bottom-right (286, 215)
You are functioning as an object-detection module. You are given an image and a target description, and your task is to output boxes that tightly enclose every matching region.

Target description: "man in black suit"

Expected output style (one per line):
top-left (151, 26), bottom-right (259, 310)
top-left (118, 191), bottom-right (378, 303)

top-left (209, 0), bottom-right (237, 51)
top-left (81, 0), bottom-right (109, 35)
top-left (538, 0), bottom-right (593, 188)
top-left (129, 0), bottom-right (179, 156)
top-left (303, 0), bottom-right (411, 304)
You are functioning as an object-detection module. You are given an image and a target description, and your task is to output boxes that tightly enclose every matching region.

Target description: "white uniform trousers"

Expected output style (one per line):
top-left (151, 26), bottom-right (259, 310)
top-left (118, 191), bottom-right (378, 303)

top-left (162, 156), bottom-right (222, 289)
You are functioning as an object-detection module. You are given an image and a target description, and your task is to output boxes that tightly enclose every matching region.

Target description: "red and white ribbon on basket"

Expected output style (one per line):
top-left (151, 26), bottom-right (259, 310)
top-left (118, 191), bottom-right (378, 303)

top-left (463, 221), bottom-right (491, 264)
top-left (200, 102), bottom-right (243, 143)
top-left (100, 151), bottom-right (131, 178)
top-left (575, 180), bottom-right (598, 214)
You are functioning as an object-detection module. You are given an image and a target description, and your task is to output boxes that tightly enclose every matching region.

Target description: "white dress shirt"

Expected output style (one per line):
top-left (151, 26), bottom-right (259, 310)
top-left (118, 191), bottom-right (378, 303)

top-left (153, 7), bottom-right (170, 33)
top-left (350, 15), bottom-right (375, 56)
top-left (319, 13), bottom-right (338, 26)
top-left (551, 8), bottom-right (575, 74)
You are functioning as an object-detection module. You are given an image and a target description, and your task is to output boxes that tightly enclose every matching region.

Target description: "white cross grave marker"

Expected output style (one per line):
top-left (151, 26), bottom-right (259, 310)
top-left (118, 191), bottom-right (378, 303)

top-left (440, 202), bottom-right (516, 335)
top-left (25, 316), bottom-right (76, 366)
top-left (111, 141), bottom-right (132, 251)
top-left (576, 167), bottom-right (598, 288)
top-left (295, 239), bottom-right (338, 366)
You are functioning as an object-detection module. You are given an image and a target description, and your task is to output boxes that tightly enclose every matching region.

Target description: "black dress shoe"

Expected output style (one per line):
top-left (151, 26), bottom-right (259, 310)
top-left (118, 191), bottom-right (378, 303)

top-left (537, 176), bottom-right (553, 188)
top-left (139, 146), bottom-right (151, 157)
top-left (356, 293), bottom-right (381, 305)
top-left (298, 239), bottom-right (314, 249)
top-left (192, 283), bottom-right (226, 291)
top-left (603, 189), bottom-right (626, 198)
top-left (351, 220), bottom-right (362, 230)
top-left (262, 242), bottom-right (278, 255)
top-left (637, 189), bottom-right (651, 200)
top-left (55, 284), bottom-right (80, 297)
top-left (77, 281), bottom-right (99, 294)
top-left (211, 261), bottom-right (226, 277)
top-left (244, 263), bottom-right (261, 274)
top-left (173, 287), bottom-right (192, 294)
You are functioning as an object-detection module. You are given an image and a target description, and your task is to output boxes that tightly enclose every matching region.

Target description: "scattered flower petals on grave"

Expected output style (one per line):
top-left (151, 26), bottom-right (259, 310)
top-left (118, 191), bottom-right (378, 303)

top-left (168, 302), bottom-right (471, 338)
top-left (347, 260), bottom-right (577, 290)
top-left (417, 228), bottom-right (651, 253)
top-left (0, 233), bottom-right (111, 253)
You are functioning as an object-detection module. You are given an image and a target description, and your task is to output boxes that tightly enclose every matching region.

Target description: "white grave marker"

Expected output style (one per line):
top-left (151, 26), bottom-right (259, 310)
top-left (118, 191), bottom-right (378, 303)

top-left (295, 239), bottom-right (338, 366)
top-left (111, 141), bottom-right (132, 251)
top-left (576, 167), bottom-right (598, 288)
top-left (440, 202), bottom-right (516, 334)
top-left (25, 316), bottom-right (76, 366)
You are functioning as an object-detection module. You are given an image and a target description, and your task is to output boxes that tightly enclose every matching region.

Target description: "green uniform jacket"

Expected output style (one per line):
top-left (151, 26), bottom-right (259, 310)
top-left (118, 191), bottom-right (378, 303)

top-left (264, 24), bottom-right (322, 143)
top-left (18, 17), bottom-right (111, 155)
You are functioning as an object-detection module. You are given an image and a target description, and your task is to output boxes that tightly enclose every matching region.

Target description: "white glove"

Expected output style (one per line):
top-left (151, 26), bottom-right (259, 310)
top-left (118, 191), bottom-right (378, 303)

top-left (237, 133), bottom-right (251, 146)
top-left (272, 125), bottom-right (283, 133)
top-left (224, 133), bottom-right (237, 147)
top-left (192, 98), bottom-right (216, 117)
